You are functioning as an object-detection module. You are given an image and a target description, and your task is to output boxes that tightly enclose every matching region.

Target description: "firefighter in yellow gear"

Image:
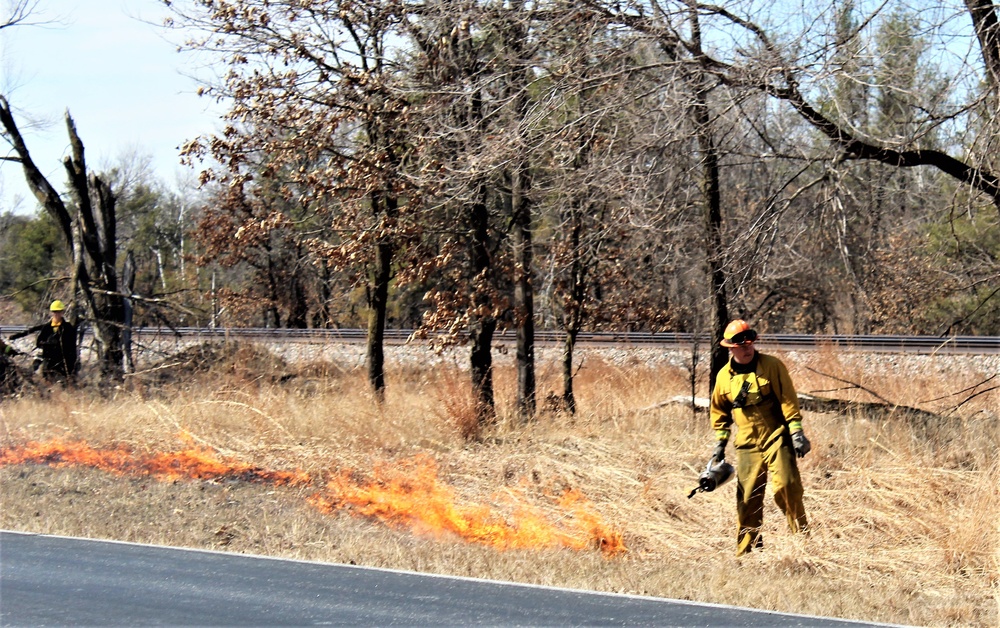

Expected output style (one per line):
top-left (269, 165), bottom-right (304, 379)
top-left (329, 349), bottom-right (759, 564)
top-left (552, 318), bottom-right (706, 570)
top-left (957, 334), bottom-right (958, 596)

top-left (709, 320), bottom-right (810, 555)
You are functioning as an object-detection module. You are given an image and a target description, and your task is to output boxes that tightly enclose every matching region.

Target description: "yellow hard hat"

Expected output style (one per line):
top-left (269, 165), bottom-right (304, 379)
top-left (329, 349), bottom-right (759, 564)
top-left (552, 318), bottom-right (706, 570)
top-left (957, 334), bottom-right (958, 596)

top-left (49, 300), bottom-right (66, 312)
top-left (720, 319), bottom-right (757, 347)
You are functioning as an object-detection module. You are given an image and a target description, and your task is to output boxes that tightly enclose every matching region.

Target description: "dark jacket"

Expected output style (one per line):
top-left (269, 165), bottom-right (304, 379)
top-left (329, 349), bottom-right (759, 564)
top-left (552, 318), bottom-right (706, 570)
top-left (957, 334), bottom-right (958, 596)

top-left (35, 320), bottom-right (77, 376)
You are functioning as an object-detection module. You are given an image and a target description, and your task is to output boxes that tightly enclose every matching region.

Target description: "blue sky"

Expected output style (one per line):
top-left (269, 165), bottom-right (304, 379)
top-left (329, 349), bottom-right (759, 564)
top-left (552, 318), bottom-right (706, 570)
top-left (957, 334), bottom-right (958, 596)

top-left (0, 0), bottom-right (223, 214)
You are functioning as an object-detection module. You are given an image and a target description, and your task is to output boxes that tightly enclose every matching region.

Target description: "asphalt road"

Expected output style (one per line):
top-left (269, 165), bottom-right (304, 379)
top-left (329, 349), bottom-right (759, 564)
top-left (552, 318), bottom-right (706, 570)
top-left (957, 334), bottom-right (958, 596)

top-left (0, 531), bottom-right (890, 627)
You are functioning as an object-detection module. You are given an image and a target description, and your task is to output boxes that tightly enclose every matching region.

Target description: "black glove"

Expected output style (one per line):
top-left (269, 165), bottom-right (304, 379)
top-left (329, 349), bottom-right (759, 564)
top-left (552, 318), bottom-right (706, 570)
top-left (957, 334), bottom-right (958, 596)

top-left (791, 431), bottom-right (811, 458)
top-left (711, 439), bottom-right (727, 463)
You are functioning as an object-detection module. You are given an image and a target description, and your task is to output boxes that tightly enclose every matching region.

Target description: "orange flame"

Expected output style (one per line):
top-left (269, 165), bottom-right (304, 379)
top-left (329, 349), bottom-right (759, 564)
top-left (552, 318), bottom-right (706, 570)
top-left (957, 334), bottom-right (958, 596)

top-left (308, 455), bottom-right (626, 556)
top-left (1, 439), bottom-right (625, 556)
top-left (0, 438), bottom-right (310, 486)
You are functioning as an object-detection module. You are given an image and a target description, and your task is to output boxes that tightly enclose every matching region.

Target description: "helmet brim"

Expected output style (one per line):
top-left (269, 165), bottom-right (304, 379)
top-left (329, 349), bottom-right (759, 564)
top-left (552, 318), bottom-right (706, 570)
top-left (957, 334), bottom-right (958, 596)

top-left (721, 329), bottom-right (757, 347)
top-left (720, 339), bottom-right (753, 347)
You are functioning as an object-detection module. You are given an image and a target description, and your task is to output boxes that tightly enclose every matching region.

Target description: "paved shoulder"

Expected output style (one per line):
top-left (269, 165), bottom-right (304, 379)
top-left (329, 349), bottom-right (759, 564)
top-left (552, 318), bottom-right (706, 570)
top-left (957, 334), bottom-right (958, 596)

top-left (1, 531), bottom-right (888, 626)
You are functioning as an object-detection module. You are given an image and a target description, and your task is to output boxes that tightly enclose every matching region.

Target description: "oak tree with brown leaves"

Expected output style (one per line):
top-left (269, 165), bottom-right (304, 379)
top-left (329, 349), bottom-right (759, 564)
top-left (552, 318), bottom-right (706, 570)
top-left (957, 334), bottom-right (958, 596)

top-left (164, 0), bottom-right (416, 399)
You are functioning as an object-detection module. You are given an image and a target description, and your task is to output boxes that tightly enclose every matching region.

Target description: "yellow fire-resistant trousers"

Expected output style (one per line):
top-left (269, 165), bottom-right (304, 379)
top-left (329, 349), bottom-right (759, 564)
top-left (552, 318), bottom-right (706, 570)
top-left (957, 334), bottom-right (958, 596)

top-left (735, 427), bottom-right (808, 556)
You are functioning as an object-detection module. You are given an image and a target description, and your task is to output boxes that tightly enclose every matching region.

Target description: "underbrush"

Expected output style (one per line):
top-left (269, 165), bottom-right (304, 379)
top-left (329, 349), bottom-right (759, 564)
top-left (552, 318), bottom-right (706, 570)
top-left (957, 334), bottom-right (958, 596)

top-left (0, 341), bottom-right (997, 626)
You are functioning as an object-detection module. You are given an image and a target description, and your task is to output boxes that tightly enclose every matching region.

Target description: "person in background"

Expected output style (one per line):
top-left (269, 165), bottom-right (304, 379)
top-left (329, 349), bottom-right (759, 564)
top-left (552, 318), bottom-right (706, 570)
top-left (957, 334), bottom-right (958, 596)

top-left (10, 300), bottom-right (78, 384)
top-left (709, 319), bottom-right (811, 556)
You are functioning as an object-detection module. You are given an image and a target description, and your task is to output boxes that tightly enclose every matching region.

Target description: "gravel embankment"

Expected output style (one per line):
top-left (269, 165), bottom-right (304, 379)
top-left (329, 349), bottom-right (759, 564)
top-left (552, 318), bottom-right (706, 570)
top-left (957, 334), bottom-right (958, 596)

top-left (134, 336), bottom-right (1000, 378)
top-left (12, 331), bottom-right (994, 383)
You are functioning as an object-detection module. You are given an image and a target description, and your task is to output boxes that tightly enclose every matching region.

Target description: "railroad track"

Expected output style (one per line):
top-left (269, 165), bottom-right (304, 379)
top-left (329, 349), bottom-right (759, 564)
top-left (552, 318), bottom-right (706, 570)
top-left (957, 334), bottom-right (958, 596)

top-left (3, 327), bottom-right (994, 355)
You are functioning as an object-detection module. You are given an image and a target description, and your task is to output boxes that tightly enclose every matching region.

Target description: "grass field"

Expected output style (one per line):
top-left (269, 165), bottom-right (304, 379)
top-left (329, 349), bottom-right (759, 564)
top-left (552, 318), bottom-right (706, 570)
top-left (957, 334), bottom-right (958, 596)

top-left (1, 341), bottom-right (997, 626)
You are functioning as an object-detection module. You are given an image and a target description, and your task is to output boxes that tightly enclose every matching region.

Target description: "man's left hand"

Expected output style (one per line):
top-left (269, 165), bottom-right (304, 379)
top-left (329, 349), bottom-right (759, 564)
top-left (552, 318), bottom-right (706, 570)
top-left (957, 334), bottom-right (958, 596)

top-left (791, 431), bottom-right (811, 458)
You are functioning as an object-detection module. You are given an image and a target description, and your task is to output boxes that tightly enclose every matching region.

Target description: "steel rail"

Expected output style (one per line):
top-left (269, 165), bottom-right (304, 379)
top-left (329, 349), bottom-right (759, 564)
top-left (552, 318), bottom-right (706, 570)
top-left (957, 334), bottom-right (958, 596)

top-left (3, 326), bottom-right (996, 355)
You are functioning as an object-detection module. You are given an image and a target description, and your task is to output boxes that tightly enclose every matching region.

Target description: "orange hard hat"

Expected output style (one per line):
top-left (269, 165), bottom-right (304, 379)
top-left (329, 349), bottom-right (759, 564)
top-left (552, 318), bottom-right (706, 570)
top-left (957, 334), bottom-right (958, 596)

top-left (720, 319), bottom-right (757, 347)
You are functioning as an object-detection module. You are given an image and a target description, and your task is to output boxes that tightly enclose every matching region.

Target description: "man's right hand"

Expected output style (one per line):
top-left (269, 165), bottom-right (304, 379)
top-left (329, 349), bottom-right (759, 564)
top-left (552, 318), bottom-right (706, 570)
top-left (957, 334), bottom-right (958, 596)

top-left (711, 440), bottom-right (727, 463)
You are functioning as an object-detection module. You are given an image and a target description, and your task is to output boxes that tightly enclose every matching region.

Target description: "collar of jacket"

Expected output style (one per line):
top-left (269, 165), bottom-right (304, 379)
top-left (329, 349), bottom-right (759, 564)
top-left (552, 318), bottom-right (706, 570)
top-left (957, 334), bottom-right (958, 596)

top-left (728, 352), bottom-right (759, 375)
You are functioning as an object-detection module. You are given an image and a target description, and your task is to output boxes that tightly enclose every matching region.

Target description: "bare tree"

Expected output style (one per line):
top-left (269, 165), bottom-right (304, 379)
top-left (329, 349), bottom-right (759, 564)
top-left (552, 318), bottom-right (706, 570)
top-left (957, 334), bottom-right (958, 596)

top-left (502, 0), bottom-right (537, 421)
top-left (403, 0), bottom-right (505, 425)
top-left (1, 97), bottom-right (129, 382)
top-left (403, 0), bottom-right (553, 423)
top-left (688, 1), bottom-right (1000, 211)
top-left (573, 0), bottom-right (1000, 342)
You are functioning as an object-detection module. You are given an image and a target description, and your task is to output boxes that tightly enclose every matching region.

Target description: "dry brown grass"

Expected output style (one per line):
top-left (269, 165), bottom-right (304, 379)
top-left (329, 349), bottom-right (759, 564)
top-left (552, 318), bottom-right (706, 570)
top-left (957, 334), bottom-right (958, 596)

top-left (1, 341), bottom-right (998, 627)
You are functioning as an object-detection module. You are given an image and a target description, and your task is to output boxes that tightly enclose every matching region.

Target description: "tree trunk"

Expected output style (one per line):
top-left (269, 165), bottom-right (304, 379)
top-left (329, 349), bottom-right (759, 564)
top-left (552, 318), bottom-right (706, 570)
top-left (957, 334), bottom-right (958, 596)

top-left (510, 160), bottom-right (536, 421)
top-left (561, 203), bottom-right (587, 415)
top-left (77, 175), bottom-right (126, 383)
top-left (697, 104), bottom-right (730, 393)
top-left (966, 0), bottom-right (1000, 92)
top-left (469, 183), bottom-right (496, 424)
top-left (496, 0), bottom-right (536, 422)
top-left (470, 317), bottom-right (496, 422)
top-left (686, 5), bottom-right (730, 395)
top-left (264, 247), bottom-right (281, 328)
top-left (315, 261), bottom-right (333, 328)
top-left (121, 251), bottom-right (136, 375)
top-left (367, 193), bottom-right (396, 402)
top-left (561, 328), bottom-right (578, 415)
top-left (287, 268), bottom-right (309, 329)
top-left (367, 239), bottom-right (391, 401)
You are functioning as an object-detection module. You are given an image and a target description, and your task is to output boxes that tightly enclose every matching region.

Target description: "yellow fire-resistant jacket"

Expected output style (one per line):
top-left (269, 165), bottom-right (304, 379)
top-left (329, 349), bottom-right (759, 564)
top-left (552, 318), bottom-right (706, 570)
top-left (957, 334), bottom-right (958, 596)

top-left (710, 352), bottom-right (802, 450)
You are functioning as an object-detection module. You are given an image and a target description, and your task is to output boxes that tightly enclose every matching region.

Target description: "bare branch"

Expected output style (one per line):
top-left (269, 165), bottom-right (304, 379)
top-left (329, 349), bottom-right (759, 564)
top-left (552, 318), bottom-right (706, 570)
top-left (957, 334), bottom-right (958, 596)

top-left (0, 95), bottom-right (74, 239)
top-left (0, 0), bottom-right (40, 30)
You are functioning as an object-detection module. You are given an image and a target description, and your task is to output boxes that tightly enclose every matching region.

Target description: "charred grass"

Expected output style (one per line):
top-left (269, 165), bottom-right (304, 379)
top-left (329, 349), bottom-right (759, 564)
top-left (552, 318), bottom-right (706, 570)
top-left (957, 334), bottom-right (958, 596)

top-left (1, 341), bottom-right (998, 627)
